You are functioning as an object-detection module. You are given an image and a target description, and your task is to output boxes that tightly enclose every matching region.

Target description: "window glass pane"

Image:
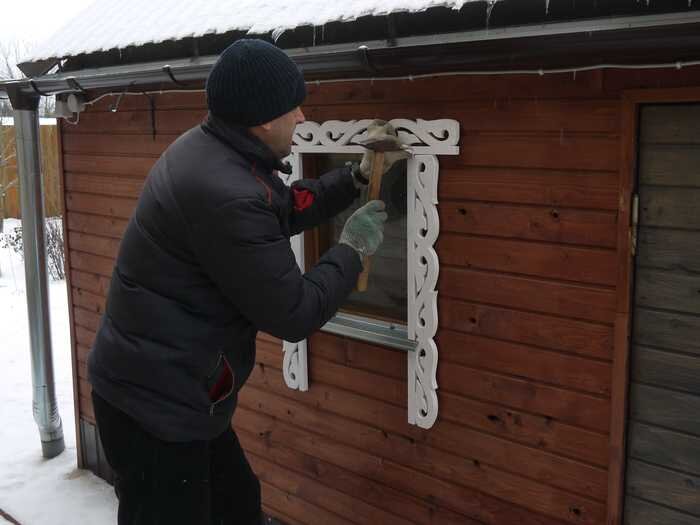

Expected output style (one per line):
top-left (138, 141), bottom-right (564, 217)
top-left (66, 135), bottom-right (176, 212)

top-left (316, 154), bottom-right (407, 323)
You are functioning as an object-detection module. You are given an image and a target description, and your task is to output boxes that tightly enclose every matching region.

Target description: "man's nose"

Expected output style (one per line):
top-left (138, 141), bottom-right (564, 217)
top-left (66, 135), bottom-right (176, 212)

top-left (297, 108), bottom-right (306, 123)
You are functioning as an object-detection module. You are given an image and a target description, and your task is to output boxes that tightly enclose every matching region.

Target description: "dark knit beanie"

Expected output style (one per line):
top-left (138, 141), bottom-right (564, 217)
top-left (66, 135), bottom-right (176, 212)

top-left (206, 39), bottom-right (307, 126)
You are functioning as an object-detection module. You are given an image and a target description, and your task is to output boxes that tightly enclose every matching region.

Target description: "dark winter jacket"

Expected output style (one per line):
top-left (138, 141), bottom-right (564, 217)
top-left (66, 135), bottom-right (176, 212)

top-left (88, 114), bottom-right (362, 441)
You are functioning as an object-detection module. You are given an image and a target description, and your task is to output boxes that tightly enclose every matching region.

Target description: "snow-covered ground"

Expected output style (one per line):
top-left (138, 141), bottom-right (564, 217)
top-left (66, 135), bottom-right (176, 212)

top-left (0, 218), bottom-right (117, 524)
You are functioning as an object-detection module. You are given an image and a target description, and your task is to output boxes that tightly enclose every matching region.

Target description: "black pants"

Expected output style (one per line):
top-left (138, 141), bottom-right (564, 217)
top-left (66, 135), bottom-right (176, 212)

top-left (92, 392), bottom-right (262, 525)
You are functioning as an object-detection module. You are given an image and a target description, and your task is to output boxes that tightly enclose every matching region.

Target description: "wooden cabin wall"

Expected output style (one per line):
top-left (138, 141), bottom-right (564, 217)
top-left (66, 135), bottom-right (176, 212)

top-left (62, 66), bottom-right (700, 525)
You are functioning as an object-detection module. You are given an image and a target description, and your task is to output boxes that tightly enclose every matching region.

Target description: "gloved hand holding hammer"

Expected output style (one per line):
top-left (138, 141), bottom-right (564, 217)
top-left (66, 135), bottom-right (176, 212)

top-left (350, 119), bottom-right (412, 189)
top-left (346, 119), bottom-right (412, 291)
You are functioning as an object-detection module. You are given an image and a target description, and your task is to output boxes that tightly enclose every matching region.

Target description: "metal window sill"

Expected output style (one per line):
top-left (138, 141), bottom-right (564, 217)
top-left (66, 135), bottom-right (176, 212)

top-left (321, 312), bottom-right (415, 352)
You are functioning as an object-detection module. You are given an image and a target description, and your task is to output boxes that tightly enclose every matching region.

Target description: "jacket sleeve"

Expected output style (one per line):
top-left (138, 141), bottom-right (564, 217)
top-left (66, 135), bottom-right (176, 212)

top-left (288, 166), bottom-right (359, 236)
top-left (190, 197), bottom-right (362, 342)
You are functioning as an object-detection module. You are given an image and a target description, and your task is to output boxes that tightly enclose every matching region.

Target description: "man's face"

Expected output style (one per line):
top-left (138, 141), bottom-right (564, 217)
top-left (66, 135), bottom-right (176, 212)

top-left (253, 106), bottom-right (305, 159)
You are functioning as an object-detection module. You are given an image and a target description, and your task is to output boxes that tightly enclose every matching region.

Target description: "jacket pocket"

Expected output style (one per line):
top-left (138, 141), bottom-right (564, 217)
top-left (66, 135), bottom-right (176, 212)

top-left (206, 352), bottom-right (235, 415)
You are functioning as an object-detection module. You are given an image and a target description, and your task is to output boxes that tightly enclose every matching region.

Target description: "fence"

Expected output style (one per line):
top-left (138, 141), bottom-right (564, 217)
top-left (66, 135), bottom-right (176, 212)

top-left (0, 123), bottom-right (61, 219)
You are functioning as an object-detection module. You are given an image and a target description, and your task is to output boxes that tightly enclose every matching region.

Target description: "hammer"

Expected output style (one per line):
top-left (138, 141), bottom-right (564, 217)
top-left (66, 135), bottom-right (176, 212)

top-left (356, 131), bottom-right (411, 292)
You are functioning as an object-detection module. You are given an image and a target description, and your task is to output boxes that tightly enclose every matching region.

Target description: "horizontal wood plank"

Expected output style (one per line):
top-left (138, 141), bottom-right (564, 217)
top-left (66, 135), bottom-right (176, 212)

top-left (437, 233), bottom-right (617, 285)
top-left (639, 187), bottom-right (700, 230)
top-left (639, 145), bottom-right (700, 186)
top-left (260, 480), bottom-right (353, 525)
top-left (624, 495), bottom-right (700, 525)
top-left (64, 154), bottom-right (155, 177)
top-left (436, 329), bottom-right (611, 395)
top-left (628, 421), bottom-right (700, 476)
top-left (62, 132), bottom-right (174, 156)
top-left (66, 211), bottom-right (129, 239)
top-left (66, 192), bottom-right (137, 220)
top-left (438, 167), bottom-right (618, 210)
top-left (253, 346), bottom-right (609, 498)
top-left (629, 383), bottom-right (700, 436)
top-left (277, 335), bottom-right (609, 466)
top-left (237, 428), bottom-right (476, 525)
top-left (249, 451), bottom-right (412, 525)
top-left (68, 232), bottom-right (120, 259)
top-left (303, 98), bottom-right (619, 133)
top-left (637, 227), bottom-right (700, 273)
top-left (71, 270), bottom-right (111, 297)
top-left (625, 459), bottom-right (700, 517)
top-left (631, 346), bottom-right (700, 395)
top-left (236, 399), bottom-right (604, 525)
top-left (438, 266), bottom-right (616, 324)
top-left (447, 132), bottom-right (618, 172)
top-left (439, 201), bottom-right (618, 248)
top-left (635, 268), bottom-right (700, 315)
top-left (640, 104), bottom-right (700, 145)
top-left (439, 298), bottom-right (613, 360)
top-left (633, 307), bottom-right (700, 356)
top-left (65, 172), bottom-right (145, 199)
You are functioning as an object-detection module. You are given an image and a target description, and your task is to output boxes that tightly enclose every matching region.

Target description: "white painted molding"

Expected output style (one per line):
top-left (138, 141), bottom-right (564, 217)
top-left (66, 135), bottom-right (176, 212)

top-left (407, 155), bottom-right (440, 429)
top-left (281, 152), bottom-right (309, 392)
top-left (283, 119), bottom-right (460, 428)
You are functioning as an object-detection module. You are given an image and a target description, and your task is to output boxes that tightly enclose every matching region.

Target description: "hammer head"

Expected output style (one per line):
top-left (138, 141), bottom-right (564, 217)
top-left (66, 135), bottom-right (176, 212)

top-left (357, 119), bottom-right (412, 154)
top-left (358, 138), bottom-right (410, 152)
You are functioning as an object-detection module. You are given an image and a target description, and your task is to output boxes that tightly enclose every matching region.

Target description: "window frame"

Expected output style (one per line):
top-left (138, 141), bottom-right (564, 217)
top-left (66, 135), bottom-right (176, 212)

top-left (280, 118), bottom-right (460, 429)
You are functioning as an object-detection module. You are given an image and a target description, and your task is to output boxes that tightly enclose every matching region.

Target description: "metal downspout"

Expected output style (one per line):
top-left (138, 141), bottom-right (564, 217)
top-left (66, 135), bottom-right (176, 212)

top-left (7, 87), bottom-right (64, 459)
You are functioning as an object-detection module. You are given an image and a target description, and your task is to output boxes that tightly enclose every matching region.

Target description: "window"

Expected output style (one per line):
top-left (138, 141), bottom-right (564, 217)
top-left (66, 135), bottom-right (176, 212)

top-left (281, 118), bottom-right (460, 429)
top-left (304, 153), bottom-right (408, 324)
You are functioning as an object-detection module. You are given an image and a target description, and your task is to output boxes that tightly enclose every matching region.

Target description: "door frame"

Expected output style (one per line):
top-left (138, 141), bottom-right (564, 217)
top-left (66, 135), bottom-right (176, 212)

top-left (607, 87), bottom-right (700, 525)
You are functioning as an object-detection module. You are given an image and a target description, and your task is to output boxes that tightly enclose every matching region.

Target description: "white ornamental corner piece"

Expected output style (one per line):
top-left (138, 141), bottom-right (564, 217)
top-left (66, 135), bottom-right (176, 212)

top-left (280, 152), bottom-right (309, 392)
top-left (283, 119), bottom-right (460, 429)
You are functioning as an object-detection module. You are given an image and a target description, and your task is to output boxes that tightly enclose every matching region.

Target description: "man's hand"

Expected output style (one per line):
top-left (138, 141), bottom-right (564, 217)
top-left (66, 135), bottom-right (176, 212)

top-left (358, 120), bottom-right (411, 184)
top-left (338, 200), bottom-right (388, 260)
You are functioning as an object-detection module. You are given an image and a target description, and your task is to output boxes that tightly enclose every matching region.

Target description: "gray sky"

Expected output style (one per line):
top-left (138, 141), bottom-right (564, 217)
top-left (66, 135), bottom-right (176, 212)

top-left (3, 0), bottom-right (94, 47)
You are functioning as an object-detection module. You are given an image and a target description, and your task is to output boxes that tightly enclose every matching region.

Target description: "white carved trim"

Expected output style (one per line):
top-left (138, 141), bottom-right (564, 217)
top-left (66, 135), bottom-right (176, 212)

top-left (282, 339), bottom-right (309, 391)
top-left (281, 152), bottom-right (309, 392)
top-left (407, 155), bottom-right (440, 428)
top-left (283, 119), bottom-right (460, 428)
top-left (293, 119), bottom-right (459, 155)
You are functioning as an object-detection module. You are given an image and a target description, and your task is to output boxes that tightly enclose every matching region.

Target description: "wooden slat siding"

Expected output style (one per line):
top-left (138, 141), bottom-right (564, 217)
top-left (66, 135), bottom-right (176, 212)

top-left (261, 480), bottom-right (354, 525)
top-left (624, 496), bottom-right (700, 525)
top-left (235, 407), bottom-right (577, 525)
top-left (438, 298), bottom-right (614, 360)
top-left (256, 341), bottom-right (610, 436)
top-left (631, 346), bottom-right (700, 395)
top-left (438, 266), bottom-right (617, 324)
top-left (64, 72), bottom-right (700, 525)
top-left (294, 360), bottom-right (609, 498)
top-left (249, 452), bottom-right (413, 525)
top-left (633, 308), bottom-right (700, 356)
top-left (66, 211), bottom-right (129, 239)
top-left (439, 201), bottom-right (618, 248)
top-left (236, 428), bottom-right (477, 525)
top-left (309, 333), bottom-right (609, 467)
top-left (627, 422), bottom-right (700, 476)
top-left (624, 102), bottom-right (700, 524)
top-left (437, 234), bottom-right (617, 285)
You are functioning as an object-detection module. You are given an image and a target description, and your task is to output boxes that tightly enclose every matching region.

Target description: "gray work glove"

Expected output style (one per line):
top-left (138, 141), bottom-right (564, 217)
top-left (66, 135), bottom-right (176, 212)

top-left (357, 120), bottom-right (411, 187)
top-left (338, 200), bottom-right (388, 260)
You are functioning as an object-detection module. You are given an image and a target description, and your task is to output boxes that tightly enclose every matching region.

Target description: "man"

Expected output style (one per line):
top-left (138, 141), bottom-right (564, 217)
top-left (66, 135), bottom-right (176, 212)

top-left (88, 39), bottom-right (407, 524)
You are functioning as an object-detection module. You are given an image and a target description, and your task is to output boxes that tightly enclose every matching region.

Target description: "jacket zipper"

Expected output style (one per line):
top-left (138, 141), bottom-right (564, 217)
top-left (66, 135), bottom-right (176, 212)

top-left (209, 353), bottom-right (235, 416)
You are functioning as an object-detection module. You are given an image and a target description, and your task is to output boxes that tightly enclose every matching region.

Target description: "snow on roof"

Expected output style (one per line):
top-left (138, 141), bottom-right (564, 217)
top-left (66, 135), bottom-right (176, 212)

top-left (23, 0), bottom-right (476, 64)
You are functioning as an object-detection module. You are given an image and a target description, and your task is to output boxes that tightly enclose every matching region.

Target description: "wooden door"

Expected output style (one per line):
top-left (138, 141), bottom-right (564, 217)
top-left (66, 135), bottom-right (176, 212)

top-left (624, 103), bottom-right (700, 524)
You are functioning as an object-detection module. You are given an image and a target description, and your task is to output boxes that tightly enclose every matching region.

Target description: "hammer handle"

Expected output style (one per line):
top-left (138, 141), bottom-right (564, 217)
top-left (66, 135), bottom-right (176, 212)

top-left (356, 151), bottom-right (385, 292)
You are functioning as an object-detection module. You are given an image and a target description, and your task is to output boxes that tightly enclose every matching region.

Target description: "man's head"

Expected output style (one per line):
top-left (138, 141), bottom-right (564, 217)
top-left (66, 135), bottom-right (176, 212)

top-left (206, 39), bottom-right (307, 158)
